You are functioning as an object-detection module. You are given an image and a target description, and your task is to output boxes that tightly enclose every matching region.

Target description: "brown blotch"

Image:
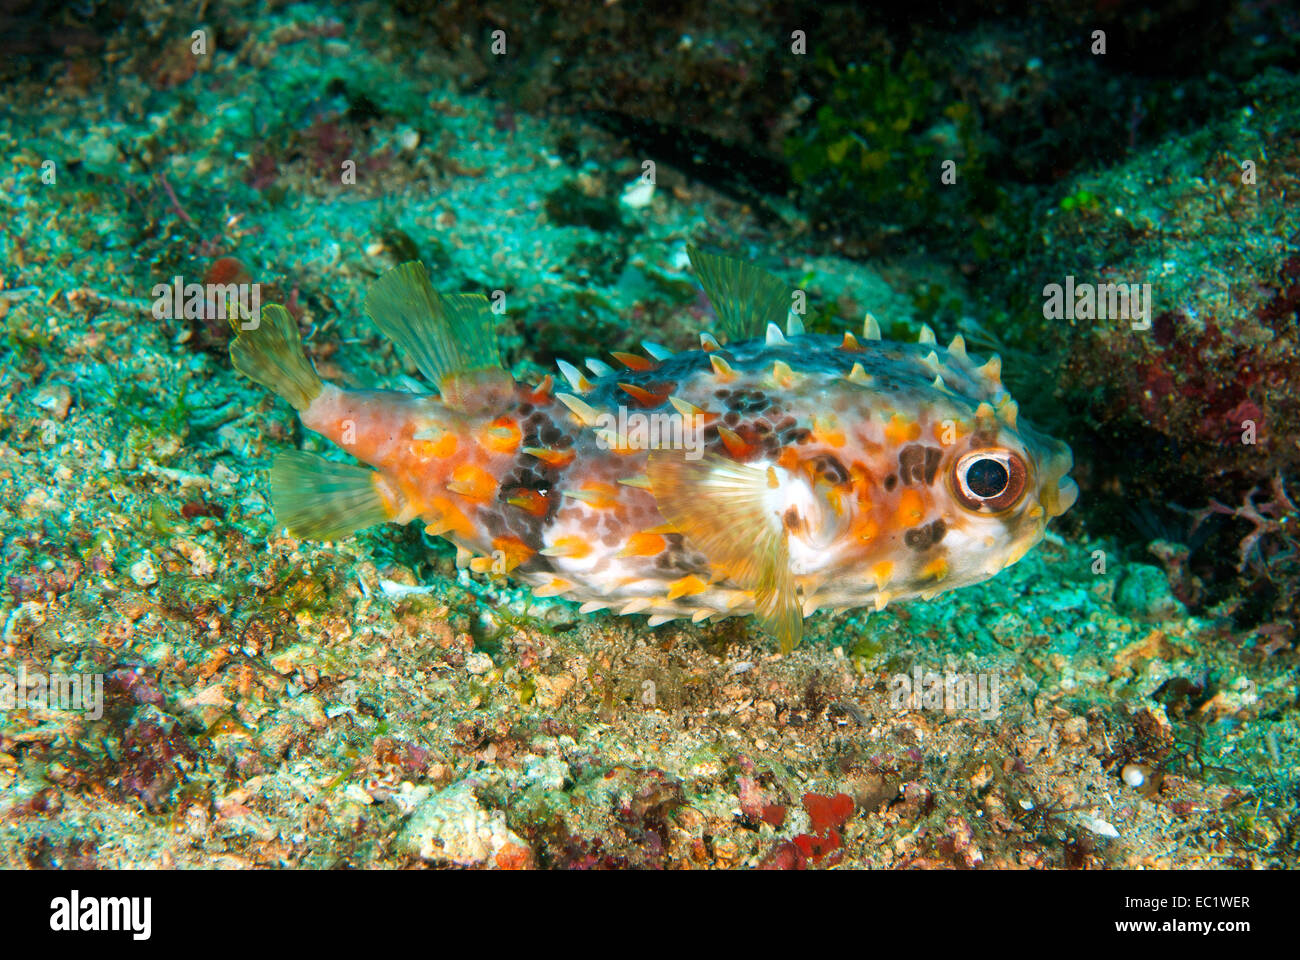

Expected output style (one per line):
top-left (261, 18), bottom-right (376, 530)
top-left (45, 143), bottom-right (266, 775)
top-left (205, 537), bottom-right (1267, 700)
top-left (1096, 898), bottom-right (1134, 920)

top-left (809, 453), bottom-right (850, 485)
top-left (904, 518), bottom-right (947, 550)
top-left (899, 444), bottom-right (943, 486)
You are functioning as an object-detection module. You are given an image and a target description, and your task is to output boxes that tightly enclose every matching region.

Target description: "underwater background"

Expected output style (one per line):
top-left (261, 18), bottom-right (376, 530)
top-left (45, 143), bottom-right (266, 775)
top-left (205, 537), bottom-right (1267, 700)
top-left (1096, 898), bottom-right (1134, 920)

top-left (0, 0), bottom-right (1296, 868)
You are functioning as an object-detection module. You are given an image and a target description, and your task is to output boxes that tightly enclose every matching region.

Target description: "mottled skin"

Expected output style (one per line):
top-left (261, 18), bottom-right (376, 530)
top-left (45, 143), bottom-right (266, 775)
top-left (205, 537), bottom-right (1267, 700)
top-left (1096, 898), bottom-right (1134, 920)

top-left (297, 330), bottom-right (1077, 626)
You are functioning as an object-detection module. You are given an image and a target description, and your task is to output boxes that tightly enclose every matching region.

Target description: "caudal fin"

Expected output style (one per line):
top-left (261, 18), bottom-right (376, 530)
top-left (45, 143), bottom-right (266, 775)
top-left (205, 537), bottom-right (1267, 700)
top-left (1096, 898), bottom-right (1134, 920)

top-left (269, 450), bottom-right (393, 540)
top-left (230, 304), bottom-right (323, 411)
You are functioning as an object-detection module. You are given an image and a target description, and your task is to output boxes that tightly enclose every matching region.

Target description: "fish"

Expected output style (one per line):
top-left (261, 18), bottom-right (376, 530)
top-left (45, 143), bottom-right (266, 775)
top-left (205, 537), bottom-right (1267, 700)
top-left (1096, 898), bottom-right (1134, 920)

top-left (229, 246), bottom-right (1078, 652)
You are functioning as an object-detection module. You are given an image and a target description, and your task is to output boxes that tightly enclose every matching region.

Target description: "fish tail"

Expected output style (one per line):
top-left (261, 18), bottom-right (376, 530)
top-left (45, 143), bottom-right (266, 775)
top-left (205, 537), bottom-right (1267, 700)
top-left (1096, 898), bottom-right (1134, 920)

top-left (229, 304), bottom-right (323, 412)
top-left (269, 450), bottom-right (398, 540)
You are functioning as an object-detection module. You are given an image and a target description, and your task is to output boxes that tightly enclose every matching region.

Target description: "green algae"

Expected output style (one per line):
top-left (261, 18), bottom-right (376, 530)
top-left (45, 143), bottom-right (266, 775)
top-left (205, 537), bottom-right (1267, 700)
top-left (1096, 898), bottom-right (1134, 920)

top-left (785, 52), bottom-right (999, 252)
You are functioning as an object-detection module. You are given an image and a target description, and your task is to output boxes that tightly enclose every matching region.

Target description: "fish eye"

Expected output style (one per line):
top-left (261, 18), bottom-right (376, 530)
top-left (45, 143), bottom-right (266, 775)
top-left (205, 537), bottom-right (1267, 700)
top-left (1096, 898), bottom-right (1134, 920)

top-left (952, 450), bottom-right (1028, 512)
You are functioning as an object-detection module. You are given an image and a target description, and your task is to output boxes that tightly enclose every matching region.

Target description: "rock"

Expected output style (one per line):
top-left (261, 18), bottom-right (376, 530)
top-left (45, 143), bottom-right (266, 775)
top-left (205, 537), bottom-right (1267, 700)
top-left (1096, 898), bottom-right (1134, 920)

top-left (1110, 629), bottom-right (1187, 676)
top-left (532, 671), bottom-right (575, 709)
top-left (1060, 716), bottom-right (1089, 744)
top-left (1075, 813), bottom-right (1120, 839)
top-left (1030, 72), bottom-right (1300, 518)
top-left (30, 383), bottom-right (72, 420)
top-left (619, 177), bottom-right (654, 209)
top-left (397, 780), bottom-right (534, 869)
top-left (522, 754), bottom-right (570, 791)
top-left (128, 554), bottom-right (158, 587)
top-left (1116, 564), bottom-right (1186, 621)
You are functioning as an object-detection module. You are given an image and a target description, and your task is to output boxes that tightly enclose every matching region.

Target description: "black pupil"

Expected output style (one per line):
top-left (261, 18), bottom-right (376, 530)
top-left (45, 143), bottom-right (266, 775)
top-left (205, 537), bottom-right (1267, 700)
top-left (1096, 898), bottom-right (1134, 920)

top-left (967, 459), bottom-right (1009, 498)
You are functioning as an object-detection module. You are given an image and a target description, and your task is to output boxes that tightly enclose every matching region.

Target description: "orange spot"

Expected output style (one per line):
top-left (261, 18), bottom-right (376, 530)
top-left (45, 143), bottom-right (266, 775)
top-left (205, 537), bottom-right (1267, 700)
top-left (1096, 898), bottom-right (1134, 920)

top-left (447, 463), bottom-right (498, 502)
top-left (415, 428), bottom-right (458, 459)
top-left (523, 446), bottom-right (575, 468)
top-left (618, 532), bottom-right (666, 557)
top-left (849, 464), bottom-right (875, 509)
top-left (491, 535), bottom-right (535, 570)
top-left (870, 560), bottom-right (893, 589)
top-left (505, 488), bottom-right (550, 517)
top-left (533, 576), bottom-right (573, 598)
top-left (427, 497), bottom-right (476, 539)
top-left (855, 515), bottom-right (879, 542)
top-left (543, 535), bottom-right (590, 559)
top-left (811, 417), bottom-right (845, 448)
top-left (373, 474), bottom-right (402, 519)
top-left (525, 375), bottom-right (553, 403)
top-left (565, 481), bottom-right (620, 509)
top-left (896, 488), bottom-right (925, 526)
top-left (826, 484), bottom-right (847, 516)
top-left (709, 355), bottom-right (737, 381)
top-left (920, 556), bottom-right (949, 581)
top-left (931, 418), bottom-right (969, 445)
top-left (480, 416), bottom-right (521, 454)
top-left (777, 447), bottom-right (802, 472)
top-left (771, 360), bottom-right (796, 389)
top-left (666, 575), bottom-right (709, 600)
top-left (885, 413), bottom-right (922, 446)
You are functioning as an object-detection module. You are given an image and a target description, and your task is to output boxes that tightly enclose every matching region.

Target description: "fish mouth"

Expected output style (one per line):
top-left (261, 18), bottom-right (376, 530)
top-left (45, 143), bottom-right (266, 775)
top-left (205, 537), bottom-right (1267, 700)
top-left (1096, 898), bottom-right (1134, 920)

top-left (1035, 438), bottom-right (1078, 518)
top-left (1044, 476), bottom-right (1079, 517)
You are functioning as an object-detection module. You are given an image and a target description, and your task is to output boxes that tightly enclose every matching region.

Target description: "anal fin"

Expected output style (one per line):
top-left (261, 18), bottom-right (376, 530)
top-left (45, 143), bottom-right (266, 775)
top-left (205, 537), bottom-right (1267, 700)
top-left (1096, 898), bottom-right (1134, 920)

top-left (755, 533), bottom-right (801, 654)
top-left (269, 450), bottom-right (395, 541)
top-left (645, 452), bottom-right (803, 652)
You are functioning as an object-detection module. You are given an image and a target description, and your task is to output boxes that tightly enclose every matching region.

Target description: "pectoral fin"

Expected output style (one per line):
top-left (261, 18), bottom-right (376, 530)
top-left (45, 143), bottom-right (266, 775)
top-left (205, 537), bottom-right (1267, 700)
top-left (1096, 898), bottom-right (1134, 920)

top-left (645, 451), bottom-right (803, 652)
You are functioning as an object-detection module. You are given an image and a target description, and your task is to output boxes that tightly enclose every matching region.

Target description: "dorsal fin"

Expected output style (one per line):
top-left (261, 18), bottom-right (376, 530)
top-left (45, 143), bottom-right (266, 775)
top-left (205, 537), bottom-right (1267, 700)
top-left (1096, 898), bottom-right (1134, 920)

top-left (645, 451), bottom-right (803, 652)
top-left (686, 245), bottom-right (790, 344)
top-left (364, 262), bottom-right (511, 410)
